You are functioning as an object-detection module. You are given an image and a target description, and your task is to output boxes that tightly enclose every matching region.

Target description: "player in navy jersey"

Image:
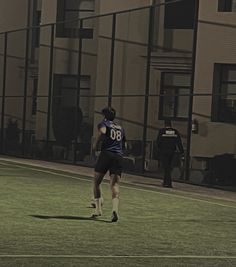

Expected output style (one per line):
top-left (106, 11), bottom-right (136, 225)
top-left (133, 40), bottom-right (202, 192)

top-left (91, 107), bottom-right (126, 222)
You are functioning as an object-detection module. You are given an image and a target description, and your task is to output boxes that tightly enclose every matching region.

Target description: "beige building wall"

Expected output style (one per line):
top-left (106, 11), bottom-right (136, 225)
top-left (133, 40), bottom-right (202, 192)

top-left (0, 0), bottom-right (29, 32)
top-left (1, 0), bottom-right (234, 159)
top-left (192, 0), bottom-right (236, 157)
top-left (98, 0), bottom-right (152, 13)
top-left (147, 2), bottom-right (193, 144)
top-left (95, 0), bottom-right (193, 149)
top-left (36, 0), bottom-right (98, 140)
top-left (0, 0), bottom-right (36, 136)
top-left (0, 0), bottom-right (193, 149)
top-left (94, 0), bottom-right (152, 140)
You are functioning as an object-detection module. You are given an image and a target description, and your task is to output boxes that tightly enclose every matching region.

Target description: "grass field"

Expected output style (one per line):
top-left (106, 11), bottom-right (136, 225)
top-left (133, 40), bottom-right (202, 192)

top-left (0, 159), bottom-right (236, 267)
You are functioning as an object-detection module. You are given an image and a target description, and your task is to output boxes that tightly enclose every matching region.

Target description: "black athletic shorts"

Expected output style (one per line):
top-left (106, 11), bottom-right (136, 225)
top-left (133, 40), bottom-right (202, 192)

top-left (95, 150), bottom-right (123, 176)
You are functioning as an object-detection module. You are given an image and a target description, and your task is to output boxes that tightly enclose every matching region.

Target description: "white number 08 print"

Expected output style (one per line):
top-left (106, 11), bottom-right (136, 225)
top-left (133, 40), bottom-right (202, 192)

top-left (110, 129), bottom-right (122, 141)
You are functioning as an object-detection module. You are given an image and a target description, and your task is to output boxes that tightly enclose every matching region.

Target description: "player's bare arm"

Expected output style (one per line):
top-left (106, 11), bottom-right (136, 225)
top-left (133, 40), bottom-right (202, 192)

top-left (92, 126), bottom-right (106, 151)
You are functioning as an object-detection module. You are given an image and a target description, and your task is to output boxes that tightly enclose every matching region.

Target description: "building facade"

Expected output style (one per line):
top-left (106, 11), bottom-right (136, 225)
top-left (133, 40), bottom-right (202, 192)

top-left (0, 0), bottom-right (235, 184)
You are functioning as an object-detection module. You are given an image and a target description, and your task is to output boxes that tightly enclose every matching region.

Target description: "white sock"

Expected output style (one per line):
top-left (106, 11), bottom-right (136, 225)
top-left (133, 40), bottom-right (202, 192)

top-left (112, 197), bottom-right (119, 213)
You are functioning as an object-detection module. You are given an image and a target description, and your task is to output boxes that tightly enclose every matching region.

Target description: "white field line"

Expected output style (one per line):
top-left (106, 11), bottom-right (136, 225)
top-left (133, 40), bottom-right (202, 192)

top-left (0, 168), bottom-right (19, 171)
top-left (0, 255), bottom-right (235, 259)
top-left (0, 161), bottom-right (19, 170)
top-left (1, 158), bottom-right (235, 204)
top-left (1, 160), bottom-right (235, 205)
top-left (1, 160), bottom-right (236, 210)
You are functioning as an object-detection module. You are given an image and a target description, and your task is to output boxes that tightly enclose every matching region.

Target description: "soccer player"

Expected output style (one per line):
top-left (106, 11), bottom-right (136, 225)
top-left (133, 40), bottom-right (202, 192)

top-left (156, 119), bottom-right (184, 188)
top-left (91, 107), bottom-right (126, 222)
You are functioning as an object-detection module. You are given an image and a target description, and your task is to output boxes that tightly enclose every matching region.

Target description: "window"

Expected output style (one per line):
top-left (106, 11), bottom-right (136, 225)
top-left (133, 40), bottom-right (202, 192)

top-left (212, 64), bottom-right (236, 123)
top-left (218, 0), bottom-right (236, 11)
top-left (56, 0), bottom-right (94, 38)
top-left (164, 0), bottom-right (195, 29)
top-left (159, 73), bottom-right (191, 120)
top-left (53, 74), bottom-right (91, 118)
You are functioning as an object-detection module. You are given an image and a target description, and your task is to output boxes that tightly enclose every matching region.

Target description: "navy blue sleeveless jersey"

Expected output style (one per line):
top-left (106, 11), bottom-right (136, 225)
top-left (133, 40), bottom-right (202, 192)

top-left (98, 119), bottom-right (125, 155)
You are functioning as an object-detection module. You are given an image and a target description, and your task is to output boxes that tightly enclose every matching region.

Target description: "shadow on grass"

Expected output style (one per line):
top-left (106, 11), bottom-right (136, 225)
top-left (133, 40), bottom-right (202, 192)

top-left (30, 215), bottom-right (112, 223)
top-left (132, 181), bottom-right (163, 188)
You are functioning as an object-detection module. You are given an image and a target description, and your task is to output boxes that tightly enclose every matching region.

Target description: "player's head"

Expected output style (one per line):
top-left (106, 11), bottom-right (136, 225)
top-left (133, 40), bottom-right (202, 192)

top-left (164, 119), bottom-right (172, 127)
top-left (102, 106), bottom-right (116, 121)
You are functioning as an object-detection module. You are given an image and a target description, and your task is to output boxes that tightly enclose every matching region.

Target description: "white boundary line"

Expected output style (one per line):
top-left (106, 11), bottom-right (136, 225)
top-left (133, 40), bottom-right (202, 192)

top-left (1, 160), bottom-right (236, 260)
top-left (1, 160), bottom-right (236, 209)
top-left (0, 255), bottom-right (235, 259)
top-left (2, 159), bottom-right (235, 204)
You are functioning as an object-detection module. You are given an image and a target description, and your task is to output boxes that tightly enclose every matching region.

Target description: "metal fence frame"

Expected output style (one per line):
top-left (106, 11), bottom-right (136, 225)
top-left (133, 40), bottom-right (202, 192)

top-left (1, 0), bottom-right (225, 184)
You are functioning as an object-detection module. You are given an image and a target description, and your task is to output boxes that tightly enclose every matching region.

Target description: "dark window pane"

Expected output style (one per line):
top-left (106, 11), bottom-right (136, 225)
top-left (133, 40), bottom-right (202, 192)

top-left (163, 73), bottom-right (191, 86)
top-left (218, 0), bottom-right (233, 11)
top-left (212, 64), bottom-right (236, 123)
top-left (61, 76), bottom-right (77, 88)
top-left (219, 99), bottom-right (236, 122)
top-left (177, 88), bottom-right (189, 117)
top-left (221, 83), bottom-right (236, 98)
top-left (61, 88), bottom-right (77, 107)
top-left (66, 0), bottom-right (80, 9)
top-left (164, 0), bottom-right (195, 29)
top-left (160, 73), bottom-right (190, 120)
top-left (233, 0), bottom-right (236, 10)
top-left (162, 88), bottom-right (175, 117)
top-left (56, 0), bottom-right (94, 38)
top-left (53, 74), bottom-right (91, 117)
top-left (222, 66), bottom-right (236, 81)
top-left (64, 11), bottom-right (80, 29)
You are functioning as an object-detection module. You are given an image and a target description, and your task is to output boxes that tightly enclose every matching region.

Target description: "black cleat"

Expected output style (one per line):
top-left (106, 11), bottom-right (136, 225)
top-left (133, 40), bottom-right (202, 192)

top-left (111, 211), bottom-right (118, 222)
top-left (90, 212), bottom-right (101, 219)
top-left (162, 183), bottom-right (173, 188)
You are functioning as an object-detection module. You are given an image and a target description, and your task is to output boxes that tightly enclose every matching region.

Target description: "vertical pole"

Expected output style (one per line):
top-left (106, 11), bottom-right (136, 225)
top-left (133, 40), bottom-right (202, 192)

top-left (185, 0), bottom-right (199, 180)
top-left (0, 33), bottom-right (8, 153)
top-left (22, 0), bottom-right (31, 155)
top-left (46, 24), bottom-right (55, 157)
top-left (108, 13), bottom-right (116, 107)
top-left (73, 20), bottom-right (83, 164)
top-left (141, 6), bottom-right (154, 173)
top-left (30, 0), bottom-right (38, 64)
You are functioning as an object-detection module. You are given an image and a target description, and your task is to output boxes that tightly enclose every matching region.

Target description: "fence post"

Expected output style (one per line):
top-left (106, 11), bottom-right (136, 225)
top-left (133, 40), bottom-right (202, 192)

top-left (0, 33), bottom-right (8, 153)
top-left (141, 6), bottom-right (154, 173)
top-left (108, 13), bottom-right (116, 107)
top-left (73, 20), bottom-right (83, 164)
top-left (185, 0), bottom-right (200, 180)
top-left (46, 24), bottom-right (55, 157)
top-left (22, 0), bottom-right (31, 155)
top-left (22, 30), bottom-right (30, 156)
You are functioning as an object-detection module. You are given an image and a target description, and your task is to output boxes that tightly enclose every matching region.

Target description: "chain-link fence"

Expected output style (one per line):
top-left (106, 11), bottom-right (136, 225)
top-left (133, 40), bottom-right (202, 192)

top-left (0, 0), bottom-right (236, 189)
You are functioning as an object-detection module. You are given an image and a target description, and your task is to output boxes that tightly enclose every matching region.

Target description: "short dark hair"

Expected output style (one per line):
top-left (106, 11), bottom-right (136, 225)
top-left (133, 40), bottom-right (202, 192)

top-left (102, 107), bottom-right (116, 121)
top-left (164, 119), bottom-right (172, 127)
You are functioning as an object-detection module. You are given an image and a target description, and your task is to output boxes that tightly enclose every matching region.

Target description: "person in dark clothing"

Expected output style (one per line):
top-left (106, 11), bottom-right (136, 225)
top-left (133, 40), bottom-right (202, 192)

top-left (91, 107), bottom-right (126, 222)
top-left (156, 119), bottom-right (184, 188)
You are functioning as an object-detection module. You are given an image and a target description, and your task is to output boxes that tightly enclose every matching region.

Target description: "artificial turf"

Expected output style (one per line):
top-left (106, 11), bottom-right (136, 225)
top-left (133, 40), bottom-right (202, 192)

top-left (0, 160), bottom-right (235, 266)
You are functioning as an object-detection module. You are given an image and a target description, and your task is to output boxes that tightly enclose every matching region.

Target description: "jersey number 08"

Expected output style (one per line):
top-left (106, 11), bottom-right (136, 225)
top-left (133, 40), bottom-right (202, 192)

top-left (110, 129), bottom-right (122, 141)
